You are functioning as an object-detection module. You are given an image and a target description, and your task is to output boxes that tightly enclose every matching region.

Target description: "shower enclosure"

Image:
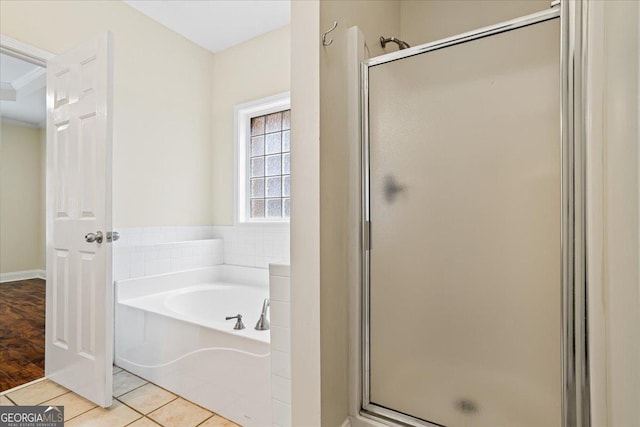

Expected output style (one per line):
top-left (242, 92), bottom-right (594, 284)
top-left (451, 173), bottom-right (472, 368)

top-left (360, 2), bottom-right (588, 427)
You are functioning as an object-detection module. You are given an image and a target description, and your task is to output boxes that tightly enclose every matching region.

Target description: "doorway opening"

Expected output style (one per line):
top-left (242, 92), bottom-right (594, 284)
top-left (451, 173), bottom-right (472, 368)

top-left (0, 50), bottom-right (47, 391)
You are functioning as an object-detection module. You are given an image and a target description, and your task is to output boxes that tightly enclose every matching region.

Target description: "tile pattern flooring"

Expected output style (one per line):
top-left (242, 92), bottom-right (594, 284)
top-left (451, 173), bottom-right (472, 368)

top-left (0, 279), bottom-right (46, 391)
top-left (0, 367), bottom-right (240, 427)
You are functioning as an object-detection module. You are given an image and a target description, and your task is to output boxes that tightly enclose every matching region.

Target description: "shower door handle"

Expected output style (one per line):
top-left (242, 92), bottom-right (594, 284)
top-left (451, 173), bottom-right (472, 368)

top-left (384, 175), bottom-right (406, 203)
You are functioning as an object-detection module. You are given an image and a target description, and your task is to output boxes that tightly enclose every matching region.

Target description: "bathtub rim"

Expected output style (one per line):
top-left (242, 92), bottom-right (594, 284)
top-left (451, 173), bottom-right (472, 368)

top-left (120, 282), bottom-right (271, 345)
top-left (116, 264), bottom-right (270, 300)
top-left (116, 265), bottom-right (272, 345)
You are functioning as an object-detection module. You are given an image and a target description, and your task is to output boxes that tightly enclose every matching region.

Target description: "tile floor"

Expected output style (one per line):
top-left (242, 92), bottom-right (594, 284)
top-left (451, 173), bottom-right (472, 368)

top-left (0, 366), bottom-right (240, 427)
top-left (0, 279), bottom-right (46, 391)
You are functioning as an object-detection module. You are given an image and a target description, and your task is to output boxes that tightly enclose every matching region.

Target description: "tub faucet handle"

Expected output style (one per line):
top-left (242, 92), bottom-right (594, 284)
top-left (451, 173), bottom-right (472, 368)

top-left (225, 314), bottom-right (245, 330)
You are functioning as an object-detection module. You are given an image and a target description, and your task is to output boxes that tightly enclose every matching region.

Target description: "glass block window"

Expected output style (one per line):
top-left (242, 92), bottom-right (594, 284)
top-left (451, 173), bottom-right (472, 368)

top-left (236, 93), bottom-right (290, 223)
top-left (249, 109), bottom-right (291, 219)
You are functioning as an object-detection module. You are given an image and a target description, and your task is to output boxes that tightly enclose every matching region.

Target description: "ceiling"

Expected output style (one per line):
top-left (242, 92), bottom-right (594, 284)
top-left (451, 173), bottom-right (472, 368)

top-left (0, 53), bottom-right (46, 128)
top-left (123, 0), bottom-right (290, 53)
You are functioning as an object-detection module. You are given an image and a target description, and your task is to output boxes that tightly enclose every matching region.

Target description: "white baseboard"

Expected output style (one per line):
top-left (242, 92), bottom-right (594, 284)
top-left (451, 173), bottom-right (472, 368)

top-left (341, 417), bottom-right (353, 427)
top-left (0, 269), bottom-right (46, 283)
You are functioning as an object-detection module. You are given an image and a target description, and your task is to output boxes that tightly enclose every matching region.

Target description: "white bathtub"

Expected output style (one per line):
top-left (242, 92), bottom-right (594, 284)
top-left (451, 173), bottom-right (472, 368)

top-left (115, 266), bottom-right (271, 426)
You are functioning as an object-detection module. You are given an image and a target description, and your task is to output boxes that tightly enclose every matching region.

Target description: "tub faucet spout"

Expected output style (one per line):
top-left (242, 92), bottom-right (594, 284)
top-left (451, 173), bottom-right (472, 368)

top-left (255, 298), bottom-right (270, 331)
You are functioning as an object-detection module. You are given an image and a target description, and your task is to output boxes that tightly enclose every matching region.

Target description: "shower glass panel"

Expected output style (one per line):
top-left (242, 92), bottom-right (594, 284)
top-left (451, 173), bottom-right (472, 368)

top-left (366, 19), bottom-right (561, 427)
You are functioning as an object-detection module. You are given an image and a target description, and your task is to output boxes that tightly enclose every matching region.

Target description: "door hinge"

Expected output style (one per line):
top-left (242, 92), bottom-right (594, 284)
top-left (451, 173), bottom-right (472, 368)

top-left (364, 220), bottom-right (371, 250)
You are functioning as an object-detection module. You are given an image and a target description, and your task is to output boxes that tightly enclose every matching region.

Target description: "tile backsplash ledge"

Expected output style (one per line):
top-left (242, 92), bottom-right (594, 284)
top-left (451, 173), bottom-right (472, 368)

top-left (114, 240), bottom-right (223, 281)
top-left (114, 226), bottom-right (216, 246)
top-left (212, 225), bottom-right (289, 269)
top-left (113, 225), bottom-right (290, 281)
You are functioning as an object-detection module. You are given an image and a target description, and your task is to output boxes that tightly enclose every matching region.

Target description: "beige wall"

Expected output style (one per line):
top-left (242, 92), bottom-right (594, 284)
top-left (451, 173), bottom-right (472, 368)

top-left (0, 123), bottom-right (45, 273)
top-left (0, 0), bottom-right (214, 227)
top-left (587, 1), bottom-right (640, 426)
top-left (603, 1), bottom-right (640, 421)
top-left (318, 2), bottom-right (400, 426)
top-left (290, 1), bottom-right (321, 425)
top-left (211, 26), bottom-right (291, 225)
top-left (0, 2), bottom-right (291, 228)
top-left (399, 1), bottom-right (550, 46)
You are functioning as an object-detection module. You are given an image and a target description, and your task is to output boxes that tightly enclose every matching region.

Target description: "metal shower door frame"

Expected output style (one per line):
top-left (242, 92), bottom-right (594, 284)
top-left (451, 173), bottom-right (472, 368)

top-left (359, 1), bottom-right (589, 426)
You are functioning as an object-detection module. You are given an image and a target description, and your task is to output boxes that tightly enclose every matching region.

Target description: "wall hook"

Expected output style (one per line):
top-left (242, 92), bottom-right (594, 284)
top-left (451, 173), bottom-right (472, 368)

top-left (322, 21), bottom-right (338, 46)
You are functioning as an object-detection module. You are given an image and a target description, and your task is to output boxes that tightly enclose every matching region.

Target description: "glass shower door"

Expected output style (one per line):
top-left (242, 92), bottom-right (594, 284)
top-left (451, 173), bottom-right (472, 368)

top-left (366, 19), bottom-right (561, 427)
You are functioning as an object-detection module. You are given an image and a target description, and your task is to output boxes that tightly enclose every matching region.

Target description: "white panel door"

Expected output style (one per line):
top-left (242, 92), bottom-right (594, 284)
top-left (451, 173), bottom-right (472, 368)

top-left (45, 33), bottom-right (113, 407)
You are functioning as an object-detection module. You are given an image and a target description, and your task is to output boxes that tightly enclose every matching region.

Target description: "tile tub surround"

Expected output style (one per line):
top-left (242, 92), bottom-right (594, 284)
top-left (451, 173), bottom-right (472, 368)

top-left (269, 263), bottom-right (291, 427)
top-left (113, 239), bottom-right (224, 281)
top-left (113, 225), bottom-right (290, 281)
top-left (115, 266), bottom-right (272, 426)
top-left (113, 226), bottom-right (224, 281)
top-left (0, 368), bottom-right (240, 427)
top-left (212, 225), bottom-right (290, 269)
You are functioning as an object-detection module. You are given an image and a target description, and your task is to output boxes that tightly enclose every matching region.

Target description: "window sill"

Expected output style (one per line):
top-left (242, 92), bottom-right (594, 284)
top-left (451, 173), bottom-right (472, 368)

top-left (235, 220), bottom-right (290, 228)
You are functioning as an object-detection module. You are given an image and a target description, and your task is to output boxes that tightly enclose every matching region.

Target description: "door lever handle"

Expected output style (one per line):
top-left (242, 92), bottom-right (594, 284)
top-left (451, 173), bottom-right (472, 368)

top-left (85, 231), bottom-right (103, 244)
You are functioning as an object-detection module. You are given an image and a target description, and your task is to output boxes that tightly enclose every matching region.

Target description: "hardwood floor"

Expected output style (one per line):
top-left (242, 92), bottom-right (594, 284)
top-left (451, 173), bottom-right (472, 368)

top-left (0, 278), bottom-right (45, 392)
